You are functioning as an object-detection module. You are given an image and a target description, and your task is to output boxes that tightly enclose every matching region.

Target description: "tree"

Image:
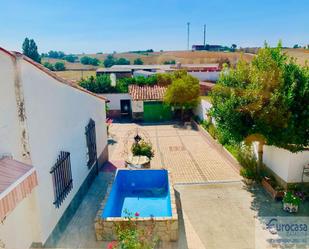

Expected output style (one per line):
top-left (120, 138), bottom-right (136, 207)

top-left (211, 42), bottom-right (309, 173)
top-left (157, 73), bottom-right (173, 86)
top-left (163, 60), bottom-right (176, 65)
top-left (80, 56), bottom-right (100, 66)
top-left (54, 62), bottom-right (65, 71)
top-left (116, 58), bottom-right (130, 65)
top-left (63, 54), bottom-right (78, 63)
top-left (134, 58), bottom-right (143, 65)
top-left (164, 70), bottom-right (200, 119)
top-left (47, 50), bottom-right (65, 59)
top-left (43, 62), bottom-right (54, 71)
top-left (104, 55), bottom-right (115, 67)
top-left (231, 44), bottom-right (237, 52)
top-left (293, 44), bottom-right (300, 49)
top-left (22, 38), bottom-right (41, 63)
top-left (79, 75), bottom-right (115, 93)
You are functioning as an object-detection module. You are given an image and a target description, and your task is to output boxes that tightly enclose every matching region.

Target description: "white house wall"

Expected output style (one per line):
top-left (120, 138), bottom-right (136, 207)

top-left (20, 59), bottom-right (107, 243)
top-left (0, 189), bottom-right (40, 249)
top-left (188, 71), bottom-right (219, 82)
top-left (0, 51), bottom-right (23, 161)
top-left (132, 101), bottom-right (143, 113)
top-left (101, 93), bottom-right (131, 110)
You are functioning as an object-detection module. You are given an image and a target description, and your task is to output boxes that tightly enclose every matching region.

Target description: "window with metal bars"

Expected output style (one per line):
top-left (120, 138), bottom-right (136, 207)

top-left (85, 119), bottom-right (97, 168)
top-left (50, 151), bottom-right (73, 208)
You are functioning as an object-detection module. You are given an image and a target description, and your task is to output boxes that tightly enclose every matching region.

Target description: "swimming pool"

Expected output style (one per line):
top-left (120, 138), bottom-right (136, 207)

top-left (102, 169), bottom-right (172, 218)
top-left (95, 169), bottom-right (178, 241)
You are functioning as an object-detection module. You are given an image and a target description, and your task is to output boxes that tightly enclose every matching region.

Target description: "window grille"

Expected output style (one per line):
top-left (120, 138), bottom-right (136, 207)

top-left (50, 151), bottom-right (73, 208)
top-left (85, 119), bottom-right (97, 168)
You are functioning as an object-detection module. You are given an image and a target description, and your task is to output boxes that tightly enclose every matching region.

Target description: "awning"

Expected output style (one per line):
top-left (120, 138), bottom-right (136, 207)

top-left (0, 157), bottom-right (38, 221)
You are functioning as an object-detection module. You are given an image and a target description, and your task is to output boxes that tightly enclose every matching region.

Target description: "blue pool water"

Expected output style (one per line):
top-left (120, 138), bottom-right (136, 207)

top-left (102, 169), bottom-right (172, 218)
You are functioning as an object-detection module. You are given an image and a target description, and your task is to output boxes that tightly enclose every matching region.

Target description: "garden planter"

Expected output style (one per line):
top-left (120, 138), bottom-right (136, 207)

top-left (261, 179), bottom-right (285, 200)
top-left (283, 202), bottom-right (299, 213)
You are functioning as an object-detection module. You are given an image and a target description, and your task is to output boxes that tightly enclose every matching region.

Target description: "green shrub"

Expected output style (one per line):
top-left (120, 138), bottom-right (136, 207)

top-left (208, 124), bottom-right (217, 139)
top-left (131, 140), bottom-right (154, 159)
top-left (112, 210), bottom-right (158, 249)
top-left (134, 58), bottom-right (143, 65)
top-left (43, 62), bottom-right (54, 71)
top-left (236, 146), bottom-right (257, 170)
top-left (283, 191), bottom-right (301, 206)
top-left (240, 167), bottom-right (255, 179)
top-left (54, 61), bottom-right (65, 71)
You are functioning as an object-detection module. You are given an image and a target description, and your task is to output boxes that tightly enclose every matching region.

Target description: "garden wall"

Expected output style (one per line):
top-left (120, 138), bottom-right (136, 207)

top-left (194, 99), bottom-right (212, 121)
top-left (253, 144), bottom-right (309, 184)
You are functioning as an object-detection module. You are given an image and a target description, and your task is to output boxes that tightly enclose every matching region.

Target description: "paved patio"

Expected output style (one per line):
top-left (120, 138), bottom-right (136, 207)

top-left (176, 182), bottom-right (309, 249)
top-left (43, 123), bottom-right (309, 249)
top-left (108, 122), bottom-right (241, 183)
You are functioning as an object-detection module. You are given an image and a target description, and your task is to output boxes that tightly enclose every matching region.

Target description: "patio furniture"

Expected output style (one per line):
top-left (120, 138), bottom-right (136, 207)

top-left (125, 155), bottom-right (150, 169)
top-left (302, 163), bottom-right (309, 182)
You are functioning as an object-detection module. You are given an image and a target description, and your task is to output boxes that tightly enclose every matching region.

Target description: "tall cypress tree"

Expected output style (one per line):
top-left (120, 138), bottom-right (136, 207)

top-left (22, 37), bottom-right (41, 63)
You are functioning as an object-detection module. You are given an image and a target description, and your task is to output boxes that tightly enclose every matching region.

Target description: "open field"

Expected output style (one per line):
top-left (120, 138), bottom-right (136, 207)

top-left (284, 48), bottom-right (309, 66)
top-left (54, 70), bottom-right (96, 81)
top-left (49, 49), bottom-right (308, 81)
top-left (43, 51), bottom-right (255, 71)
top-left (79, 50), bottom-right (255, 65)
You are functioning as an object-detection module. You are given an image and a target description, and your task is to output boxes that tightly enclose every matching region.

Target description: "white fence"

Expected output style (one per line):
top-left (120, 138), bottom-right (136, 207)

top-left (194, 99), bottom-right (212, 121)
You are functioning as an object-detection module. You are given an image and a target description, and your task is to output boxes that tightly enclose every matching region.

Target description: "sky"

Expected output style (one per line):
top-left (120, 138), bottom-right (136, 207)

top-left (0, 0), bottom-right (308, 54)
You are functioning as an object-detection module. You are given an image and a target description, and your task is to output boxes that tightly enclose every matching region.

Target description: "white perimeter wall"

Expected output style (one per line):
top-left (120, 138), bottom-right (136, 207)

top-left (0, 51), bottom-right (23, 161)
top-left (0, 189), bottom-right (40, 249)
top-left (188, 71), bottom-right (219, 82)
top-left (262, 146), bottom-right (309, 183)
top-left (253, 144), bottom-right (309, 183)
top-left (194, 99), bottom-right (212, 121)
top-left (19, 59), bottom-right (107, 243)
top-left (101, 93), bottom-right (131, 110)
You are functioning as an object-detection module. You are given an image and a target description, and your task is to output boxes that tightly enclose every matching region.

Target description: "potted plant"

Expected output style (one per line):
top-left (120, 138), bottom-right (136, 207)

top-left (283, 191), bottom-right (301, 213)
top-left (261, 176), bottom-right (285, 200)
top-left (131, 139), bottom-right (154, 160)
top-left (240, 167), bottom-right (255, 185)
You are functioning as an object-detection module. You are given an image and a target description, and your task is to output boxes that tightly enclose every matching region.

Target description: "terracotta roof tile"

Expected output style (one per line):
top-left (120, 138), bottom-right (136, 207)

top-left (128, 85), bottom-right (167, 101)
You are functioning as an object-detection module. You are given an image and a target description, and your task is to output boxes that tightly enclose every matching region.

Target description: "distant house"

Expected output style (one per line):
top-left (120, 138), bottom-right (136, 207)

top-left (96, 67), bottom-right (132, 79)
top-left (192, 44), bottom-right (224, 51)
top-left (96, 63), bottom-right (220, 82)
top-left (0, 47), bottom-right (108, 249)
top-left (100, 93), bottom-right (132, 119)
top-left (129, 85), bottom-right (172, 122)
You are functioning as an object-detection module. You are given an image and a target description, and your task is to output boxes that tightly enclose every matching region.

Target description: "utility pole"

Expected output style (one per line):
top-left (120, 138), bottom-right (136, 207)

top-left (203, 24), bottom-right (206, 47)
top-left (187, 22), bottom-right (190, 50)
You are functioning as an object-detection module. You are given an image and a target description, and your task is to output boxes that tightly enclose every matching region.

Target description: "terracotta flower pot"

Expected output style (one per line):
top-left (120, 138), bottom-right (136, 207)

top-left (262, 179), bottom-right (284, 200)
